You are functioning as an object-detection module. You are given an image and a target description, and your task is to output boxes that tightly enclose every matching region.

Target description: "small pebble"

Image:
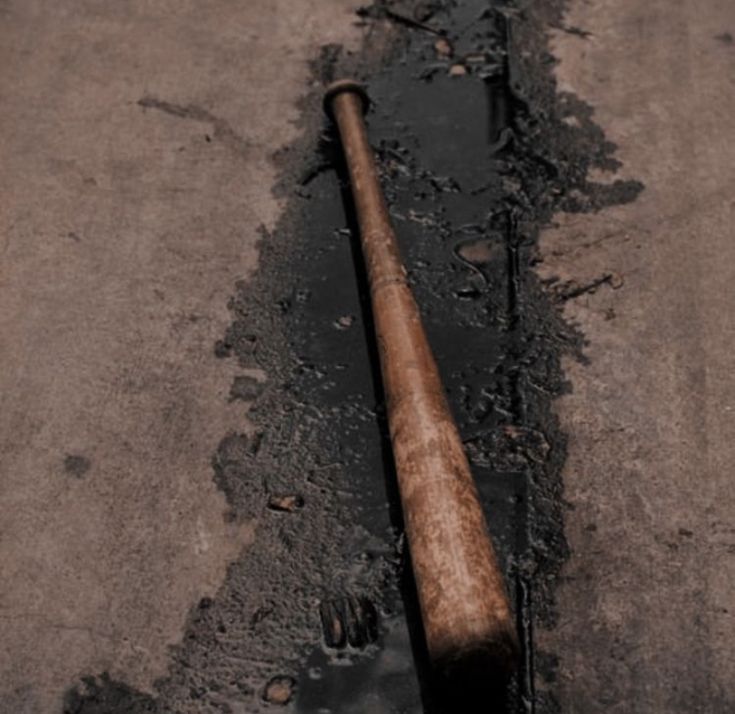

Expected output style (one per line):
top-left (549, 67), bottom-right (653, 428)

top-left (263, 676), bottom-right (295, 705)
top-left (464, 52), bottom-right (487, 64)
top-left (434, 37), bottom-right (453, 58)
top-left (267, 494), bottom-right (304, 513)
top-left (457, 238), bottom-right (495, 265)
top-left (334, 315), bottom-right (354, 330)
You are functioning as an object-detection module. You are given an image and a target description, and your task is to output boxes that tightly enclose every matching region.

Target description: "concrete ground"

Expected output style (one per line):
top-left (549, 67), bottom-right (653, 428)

top-left (0, 2), bottom-right (360, 712)
top-left (538, 0), bottom-right (735, 711)
top-left (2, 0), bottom-right (735, 712)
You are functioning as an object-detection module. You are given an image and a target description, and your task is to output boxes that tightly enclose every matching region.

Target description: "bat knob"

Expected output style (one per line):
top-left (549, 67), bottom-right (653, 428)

top-left (323, 79), bottom-right (371, 121)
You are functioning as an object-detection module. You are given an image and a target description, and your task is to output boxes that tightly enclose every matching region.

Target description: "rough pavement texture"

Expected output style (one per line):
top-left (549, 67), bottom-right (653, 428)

top-left (537, 0), bottom-right (735, 711)
top-left (0, 2), bottom-right (361, 712)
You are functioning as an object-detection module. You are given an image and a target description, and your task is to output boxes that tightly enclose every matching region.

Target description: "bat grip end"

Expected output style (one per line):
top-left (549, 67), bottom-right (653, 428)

top-left (323, 79), bottom-right (371, 121)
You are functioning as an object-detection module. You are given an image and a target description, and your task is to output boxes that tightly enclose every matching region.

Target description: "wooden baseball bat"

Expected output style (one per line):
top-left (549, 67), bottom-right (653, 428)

top-left (324, 80), bottom-right (518, 683)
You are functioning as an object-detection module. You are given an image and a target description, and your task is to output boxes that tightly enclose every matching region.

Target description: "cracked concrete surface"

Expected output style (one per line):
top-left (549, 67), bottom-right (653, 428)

top-left (0, 2), bottom-right (361, 711)
top-left (538, 0), bottom-right (735, 710)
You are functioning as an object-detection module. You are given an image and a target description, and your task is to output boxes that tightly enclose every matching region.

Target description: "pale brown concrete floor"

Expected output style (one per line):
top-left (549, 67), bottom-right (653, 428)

top-left (538, 0), bottom-right (735, 711)
top-left (0, 2), bottom-right (361, 712)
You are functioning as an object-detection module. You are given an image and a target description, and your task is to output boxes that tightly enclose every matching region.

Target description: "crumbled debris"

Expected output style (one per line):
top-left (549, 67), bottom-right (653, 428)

top-left (267, 494), bottom-right (304, 513)
top-left (434, 37), bottom-right (453, 58)
top-left (455, 237), bottom-right (497, 266)
top-left (333, 314), bottom-right (355, 329)
top-left (320, 595), bottom-right (379, 649)
top-left (262, 676), bottom-right (295, 705)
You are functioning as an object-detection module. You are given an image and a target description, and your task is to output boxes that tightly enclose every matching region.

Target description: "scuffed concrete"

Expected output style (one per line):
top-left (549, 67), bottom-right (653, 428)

top-left (0, 1), bottom-right (361, 712)
top-left (537, 0), bottom-right (735, 710)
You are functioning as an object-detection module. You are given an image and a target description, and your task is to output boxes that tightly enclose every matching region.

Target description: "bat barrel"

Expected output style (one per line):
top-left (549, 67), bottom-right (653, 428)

top-left (325, 80), bottom-right (518, 685)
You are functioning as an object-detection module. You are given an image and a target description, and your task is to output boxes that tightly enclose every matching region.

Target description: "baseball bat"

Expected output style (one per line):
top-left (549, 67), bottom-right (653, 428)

top-left (324, 80), bottom-right (518, 684)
